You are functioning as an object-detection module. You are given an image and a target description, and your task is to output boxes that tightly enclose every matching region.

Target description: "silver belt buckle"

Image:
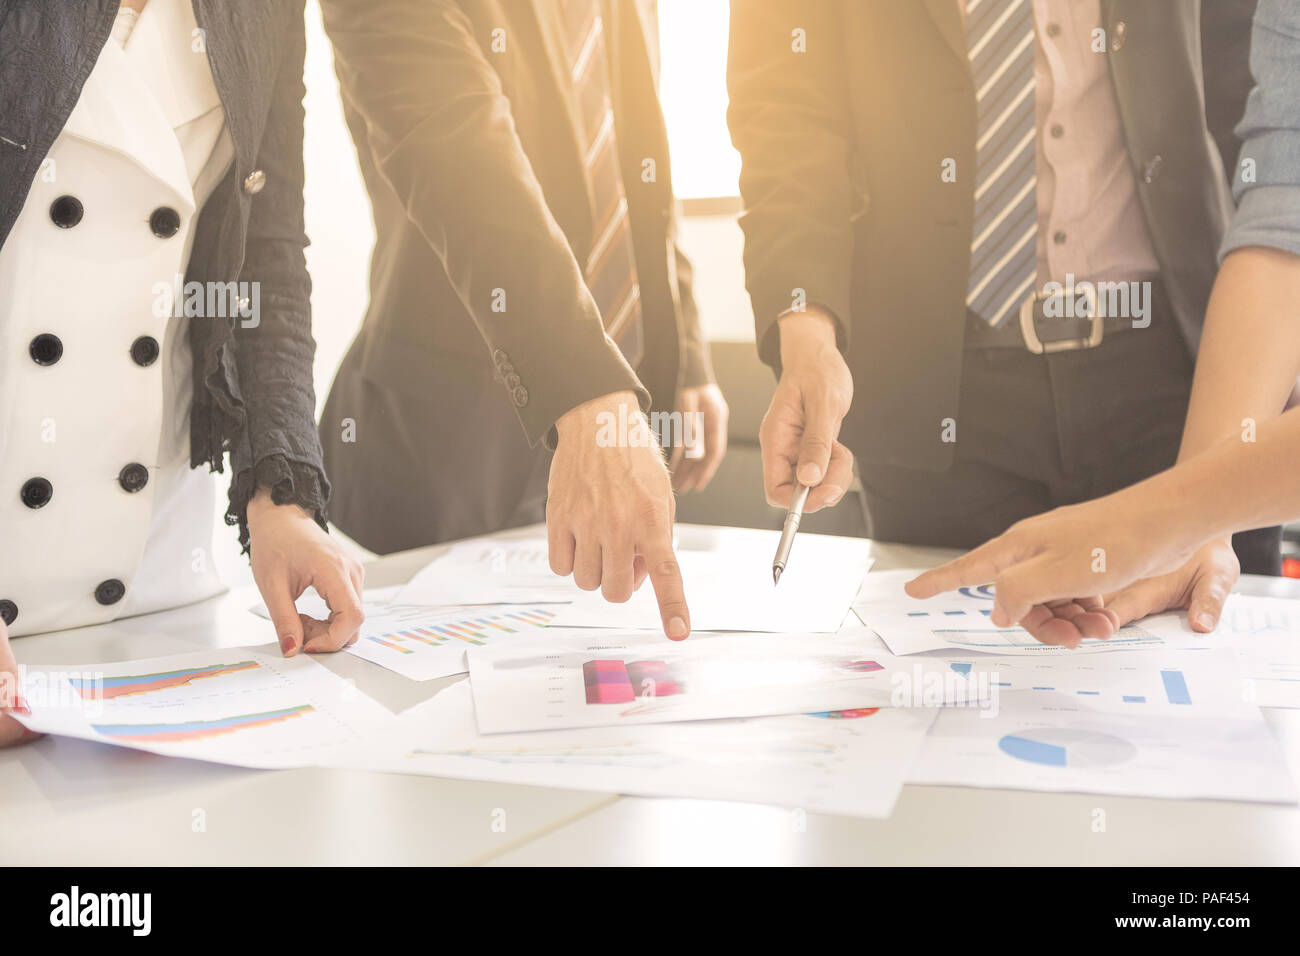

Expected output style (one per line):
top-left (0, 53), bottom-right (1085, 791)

top-left (1018, 285), bottom-right (1102, 355)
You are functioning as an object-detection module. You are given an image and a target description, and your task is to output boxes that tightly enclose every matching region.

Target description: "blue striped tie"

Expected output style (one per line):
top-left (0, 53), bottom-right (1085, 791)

top-left (966, 0), bottom-right (1038, 328)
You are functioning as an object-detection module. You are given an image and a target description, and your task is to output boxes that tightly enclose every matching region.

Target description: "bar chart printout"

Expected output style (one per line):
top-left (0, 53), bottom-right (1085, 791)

top-left (15, 649), bottom-right (393, 768)
top-left (347, 604), bottom-right (560, 681)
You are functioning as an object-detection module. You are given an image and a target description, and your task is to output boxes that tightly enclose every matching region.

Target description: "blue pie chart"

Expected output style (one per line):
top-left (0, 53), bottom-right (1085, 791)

top-left (998, 728), bottom-right (1137, 768)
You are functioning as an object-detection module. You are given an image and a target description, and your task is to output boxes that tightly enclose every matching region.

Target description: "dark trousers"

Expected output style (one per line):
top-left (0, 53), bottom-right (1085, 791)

top-left (857, 311), bottom-right (1281, 575)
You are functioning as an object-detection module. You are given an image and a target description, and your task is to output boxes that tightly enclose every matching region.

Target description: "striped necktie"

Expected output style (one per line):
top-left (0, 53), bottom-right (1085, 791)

top-left (965, 0), bottom-right (1038, 328)
top-left (556, 0), bottom-right (645, 367)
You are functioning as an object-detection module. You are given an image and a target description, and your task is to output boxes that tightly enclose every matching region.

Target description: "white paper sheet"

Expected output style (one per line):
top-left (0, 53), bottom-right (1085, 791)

top-left (466, 630), bottom-right (989, 734)
top-left (1142, 594), bottom-right (1300, 708)
top-left (551, 527), bottom-right (874, 632)
top-left (14, 649), bottom-right (394, 768)
top-left (326, 681), bottom-right (938, 819)
top-left (855, 569), bottom-right (1169, 655)
top-left (907, 648), bottom-right (1297, 803)
top-left (395, 537), bottom-right (575, 605)
top-left (345, 602), bottom-right (565, 681)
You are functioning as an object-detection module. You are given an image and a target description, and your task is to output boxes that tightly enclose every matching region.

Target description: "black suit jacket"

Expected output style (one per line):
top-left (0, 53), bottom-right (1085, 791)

top-left (318, 0), bottom-right (712, 552)
top-left (728, 0), bottom-right (1242, 472)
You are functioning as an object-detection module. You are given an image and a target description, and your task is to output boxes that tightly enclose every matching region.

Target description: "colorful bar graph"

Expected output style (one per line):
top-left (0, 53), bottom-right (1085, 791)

top-left (1161, 670), bottom-right (1192, 706)
top-left (92, 704), bottom-right (314, 743)
top-left (583, 661), bottom-right (636, 704)
top-left (366, 606), bottom-right (558, 652)
top-left (69, 661), bottom-right (260, 701)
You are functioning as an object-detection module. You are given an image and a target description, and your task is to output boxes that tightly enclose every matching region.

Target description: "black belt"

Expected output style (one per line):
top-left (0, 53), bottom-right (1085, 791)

top-left (965, 277), bottom-right (1167, 353)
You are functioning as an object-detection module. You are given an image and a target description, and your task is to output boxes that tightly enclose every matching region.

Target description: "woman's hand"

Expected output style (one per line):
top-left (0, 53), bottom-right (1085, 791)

top-left (246, 488), bottom-right (366, 656)
top-left (0, 620), bottom-right (39, 748)
top-left (669, 383), bottom-right (730, 493)
top-left (904, 486), bottom-right (1204, 648)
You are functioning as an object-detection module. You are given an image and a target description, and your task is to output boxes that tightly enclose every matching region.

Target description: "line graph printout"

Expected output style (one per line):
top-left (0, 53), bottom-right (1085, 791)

top-left (1142, 594), bottom-right (1300, 708)
top-left (345, 602), bottom-right (561, 681)
top-left (466, 631), bottom-right (986, 734)
top-left (325, 681), bottom-right (938, 819)
top-left (908, 649), bottom-right (1295, 803)
top-left (854, 570), bottom-right (1168, 656)
top-left (15, 649), bottom-right (393, 768)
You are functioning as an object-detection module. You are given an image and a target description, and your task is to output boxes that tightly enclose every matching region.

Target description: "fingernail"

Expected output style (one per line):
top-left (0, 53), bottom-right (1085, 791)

top-left (667, 617), bottom-right (688, 640)
top-left (824, 485), bottom-right (843, 505)
top-left (797, 464), bottom-right (822, 485)
top-left (279, 634), bottom-right (297, 656)
top-left (1196, 612), bottom-right (1216, 630)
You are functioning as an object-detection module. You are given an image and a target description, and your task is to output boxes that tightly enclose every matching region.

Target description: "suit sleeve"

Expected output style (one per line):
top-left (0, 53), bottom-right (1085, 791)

top-left (673, 242), bottom-right (715, 388)
top-left (319, 0), bottom-right (647, 447)
top-left (726, 0), bottom-right (855, 373)
top-left (228, 0), bottom-right (330, 545)
top-left (1221, 0), bottom-right (1300, 261)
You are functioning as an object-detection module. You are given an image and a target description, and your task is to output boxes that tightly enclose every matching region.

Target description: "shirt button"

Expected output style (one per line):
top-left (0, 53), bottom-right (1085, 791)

top-left (1143, 155), bottom-right (1163, 184)
top-left (29, 333), bottom-right (64, 366)
top-left (149, 206), bottom-right (182, 239)
top-left (1053, 230), bottom-right (1068, 245)
top-left (131, 335), bottom-right (160, 367)
top-left (49, 195), bottom-right (84, 229)
top-left (20, 477), bottom-right (53, 509)
top-left (1050, 123), bottom-right (1065, 139)
top-left (0, 599), bottom-right (16, 627)
top-left (95, 579), bottom-right (126, 606)
top-left (512, 385), bottom-right (529, 408)
top-left (243, 169), bottom-right (266, 195)
top-left (118, 463), bottom-right (150, 493)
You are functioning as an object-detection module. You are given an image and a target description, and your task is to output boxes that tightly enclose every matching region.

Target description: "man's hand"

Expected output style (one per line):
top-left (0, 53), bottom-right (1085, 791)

top-left (548, 391), bottom-right (690, 640)
top-left (247, 489), bottom-right (366, 656)
top-left (1104, 537), bottom-right (1240, 633)
top-left (669, 383), bottom-right (729, 493)
top-left (905, 487), bottom-right (1206, 648)
top-left (760, 307), bottom-right (854, 511)
top-left (0, 620), bottom-right (38, 748)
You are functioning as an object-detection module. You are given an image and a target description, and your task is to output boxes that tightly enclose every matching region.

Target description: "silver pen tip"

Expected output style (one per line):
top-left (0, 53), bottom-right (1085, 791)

top-left (772, 566), bottom-right (782, 586)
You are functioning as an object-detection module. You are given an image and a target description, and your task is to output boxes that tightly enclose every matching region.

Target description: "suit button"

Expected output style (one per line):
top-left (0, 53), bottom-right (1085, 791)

top-left (1112, 20), bottom-right (1127, 51)
top-left (0, 599), bottom-right (16, 626)
top-left (49, 195), bottom-right (84, 228)
top-left (20, 477), bottom-right (53, 509)
top-left (505, 372), bottom-right (521, 389)
top-left (243, 169), bottom-right (266, 195)
top-left (512, 385), bottom-right (529, 407)
top-left (493, 348), bottom-right (509, 369)
top-left (29, 333), bottom-right (63, 366)
top-left (131, 335), bottom-right (160, 367)
top-left (149, 206), bottom-right (182, 238)
top-left (95, 578), bottom-right (126, 606)
top-left (118, 463), bottom-right (150, 493)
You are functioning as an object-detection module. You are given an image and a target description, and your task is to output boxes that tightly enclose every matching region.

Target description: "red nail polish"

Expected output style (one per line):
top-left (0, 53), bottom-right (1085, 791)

top-left (279, 634), bottom-right (296, 656)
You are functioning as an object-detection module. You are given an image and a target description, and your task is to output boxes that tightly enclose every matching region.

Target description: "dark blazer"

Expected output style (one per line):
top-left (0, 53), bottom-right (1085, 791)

top-left (0, 0), bottom-right (328, 541)
top-left (318, 0), bottom-right (713, 553)
top-left (728, 0), bottom-right (1242, 473)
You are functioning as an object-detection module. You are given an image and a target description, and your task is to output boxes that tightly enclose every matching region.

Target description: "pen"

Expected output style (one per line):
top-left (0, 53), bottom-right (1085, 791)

top-left (772, 483), bottom-right (812, 585)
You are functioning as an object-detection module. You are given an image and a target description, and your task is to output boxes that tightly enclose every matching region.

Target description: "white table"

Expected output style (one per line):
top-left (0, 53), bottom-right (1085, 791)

top-left (4, 524), bottom-right (1299, 865)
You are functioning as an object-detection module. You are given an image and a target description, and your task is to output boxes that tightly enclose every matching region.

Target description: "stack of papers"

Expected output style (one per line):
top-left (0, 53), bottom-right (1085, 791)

top-left (16, 523), bottom-right (1300, 819)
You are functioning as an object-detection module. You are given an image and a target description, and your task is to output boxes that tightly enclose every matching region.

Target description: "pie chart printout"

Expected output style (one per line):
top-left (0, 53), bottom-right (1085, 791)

top-left (997, 728), bottom-right (1139, 768)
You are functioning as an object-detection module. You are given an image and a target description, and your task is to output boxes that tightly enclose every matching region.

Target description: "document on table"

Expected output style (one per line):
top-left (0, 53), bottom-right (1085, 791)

top-left (466, 630), bottom-right (988, 734)
top-left (326, 681), bottom-right (938, 819)
top-left (345, 601), bottom-right (564, 681)
top-left (854, 569), bottom-right (1169, 655)
top-left (13, 649), bottom-right (393, 769)
top-left (551, 527), bottom-right (874, 632)
top-left (1142, 594), bottom-right (1300, 708)
top-left (397, 526), bottom-right (873, 633)
top-left (395, 537), bottom-right (574, 606)
top-left (907, 648), bottom-right (1297, 803)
